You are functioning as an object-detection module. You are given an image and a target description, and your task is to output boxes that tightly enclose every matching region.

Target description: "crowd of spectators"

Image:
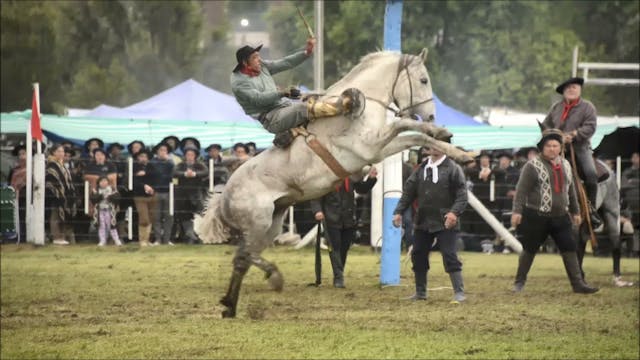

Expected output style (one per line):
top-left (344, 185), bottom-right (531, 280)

top-left (2, 136), bottom-right (639, 256)
top-left (3, 135), bottom-right (259, 246)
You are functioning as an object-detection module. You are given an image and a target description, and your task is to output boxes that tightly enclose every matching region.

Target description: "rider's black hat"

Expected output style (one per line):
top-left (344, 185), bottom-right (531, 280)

top-left (232, 44), bottom-right (263, 73)
top-left (555, 77), bottom-right (584, 94)
top-left (537, 129), bottom-right (564, 151)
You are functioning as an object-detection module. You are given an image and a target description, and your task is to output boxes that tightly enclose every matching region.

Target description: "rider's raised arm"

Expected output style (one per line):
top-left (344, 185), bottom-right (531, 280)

top-left (262, 50), bottom-right (309, 75)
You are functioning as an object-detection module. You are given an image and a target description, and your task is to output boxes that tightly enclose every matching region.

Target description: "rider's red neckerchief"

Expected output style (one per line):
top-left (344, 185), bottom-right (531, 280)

top-left (560, 98), bottom-right (580, 122)
top-left (336, 178), bottom-right (350, 193)
top-left (240, 65), bottom-right (260, 77)
top-left (550, 161), bottom-right (564, 193)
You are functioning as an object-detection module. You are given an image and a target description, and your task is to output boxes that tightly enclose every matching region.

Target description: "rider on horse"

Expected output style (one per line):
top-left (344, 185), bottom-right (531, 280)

top-left (542, 76), bottom-right (602, 228)
top-left (231, 38), bottom-right (360, 147)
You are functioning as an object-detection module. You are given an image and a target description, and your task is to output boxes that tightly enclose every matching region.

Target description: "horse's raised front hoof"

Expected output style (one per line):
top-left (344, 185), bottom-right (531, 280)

top-left (268, 271), bottom-right (284, 292)
top-left (435, 129), bottom-right (453, 142)
top-left (462, 150), bottom-right (480, 165)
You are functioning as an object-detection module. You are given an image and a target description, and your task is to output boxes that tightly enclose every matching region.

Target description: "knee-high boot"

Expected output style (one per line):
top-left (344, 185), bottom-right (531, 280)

top-left (513, 251), bottom-right (536, 292)
top-left (449, 271), bottom-right (466, 302)
top-left (405, 271), bottom-right (427, 301)
top-left (329, 249), bottom-right (345, 288)
top-left (561, 252), bottom-right (599, 294)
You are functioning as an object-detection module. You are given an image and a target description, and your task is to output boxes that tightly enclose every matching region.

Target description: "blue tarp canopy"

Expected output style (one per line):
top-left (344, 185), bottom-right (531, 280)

top-left (85, 79), bottom-right (255, 123)
top-left (433, 95), bottom-right (484, 127)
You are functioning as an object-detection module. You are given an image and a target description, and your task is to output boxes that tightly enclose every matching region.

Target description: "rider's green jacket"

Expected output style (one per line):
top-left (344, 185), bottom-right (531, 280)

top-left (230, 50), bottom-right (309, 118)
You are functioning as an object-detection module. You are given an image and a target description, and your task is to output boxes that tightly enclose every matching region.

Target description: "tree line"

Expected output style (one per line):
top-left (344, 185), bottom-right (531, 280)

top-left (2, 0), bottom-right (637, 117)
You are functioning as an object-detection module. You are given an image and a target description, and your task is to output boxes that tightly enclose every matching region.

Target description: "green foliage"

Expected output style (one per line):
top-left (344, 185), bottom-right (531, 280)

top-left (1, 245), bottom-right (638, 358)
top-left (1, 0), bottom-right (637, 116)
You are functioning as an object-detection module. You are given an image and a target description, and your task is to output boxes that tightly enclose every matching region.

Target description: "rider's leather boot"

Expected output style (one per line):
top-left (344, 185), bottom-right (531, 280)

top-left (307, 88), bottom-right (362, 120)
top-left (561, 252), bottom-right (599, 294)
top-left (588, 202), bottom-right (603, 229)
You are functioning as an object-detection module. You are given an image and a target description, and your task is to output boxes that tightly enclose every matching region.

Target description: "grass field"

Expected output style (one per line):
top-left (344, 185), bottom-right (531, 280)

top-left (1, 243), bottom-right (638, 359)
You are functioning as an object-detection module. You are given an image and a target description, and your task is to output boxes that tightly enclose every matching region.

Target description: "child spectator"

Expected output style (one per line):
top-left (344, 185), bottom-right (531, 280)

top-left (91, 176), bottom-right (122, 246)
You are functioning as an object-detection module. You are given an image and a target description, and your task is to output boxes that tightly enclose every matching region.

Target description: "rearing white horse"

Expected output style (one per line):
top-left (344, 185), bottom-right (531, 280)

top-left (195, 49), bottom-right (474, 318)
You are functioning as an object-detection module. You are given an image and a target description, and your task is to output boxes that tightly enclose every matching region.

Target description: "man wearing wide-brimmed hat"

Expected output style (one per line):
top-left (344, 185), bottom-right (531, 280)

top-left (230, 39), bottom-right (362, 147)
top-left (542, 77), bottom-right (601, 227)
top-left (511, 129), bottom-right (598, 294)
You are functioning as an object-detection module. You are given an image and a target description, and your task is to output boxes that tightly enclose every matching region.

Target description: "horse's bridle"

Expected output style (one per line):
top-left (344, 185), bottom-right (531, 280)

top-left (367, 54), bottom-right (434, 118)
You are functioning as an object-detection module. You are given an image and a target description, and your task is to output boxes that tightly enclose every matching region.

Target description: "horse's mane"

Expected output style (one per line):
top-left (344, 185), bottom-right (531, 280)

top-left (328, 50), bottom-right (401, 91)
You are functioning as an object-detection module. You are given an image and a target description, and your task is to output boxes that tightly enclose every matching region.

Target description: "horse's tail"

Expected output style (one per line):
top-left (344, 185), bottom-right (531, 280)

top-left (194, 192), bottom-right (230, 244)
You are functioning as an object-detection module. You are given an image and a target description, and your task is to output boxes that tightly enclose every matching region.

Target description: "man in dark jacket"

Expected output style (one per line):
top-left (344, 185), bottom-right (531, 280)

top-left (542, 77), bottom-right (601, 227)
top-left (310, 167), bottom-right (378, 288)
top-left (393, 146), bottom-right (468, 302)
top-left (173, 147), bottom-right (208, 244)
top-left (150, 143), bottom-right (175, 245)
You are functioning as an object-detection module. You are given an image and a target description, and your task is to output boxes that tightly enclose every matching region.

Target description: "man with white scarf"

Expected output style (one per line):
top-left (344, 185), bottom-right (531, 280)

top-left (393, 145), bottom-right (468, 303)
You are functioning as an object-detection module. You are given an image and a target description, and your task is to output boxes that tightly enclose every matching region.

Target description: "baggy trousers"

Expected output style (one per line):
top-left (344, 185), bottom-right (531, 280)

top-left (412, 228), bottom-right (462, 274)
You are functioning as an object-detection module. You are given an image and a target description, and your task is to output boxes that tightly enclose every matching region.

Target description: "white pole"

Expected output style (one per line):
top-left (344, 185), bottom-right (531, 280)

top-left (370, 161), bottom-right (383, 247)
top-left (25, 120), bottom-right (33, 244)
top-left (128, 157), bottom-right (133, 190)
top-left (169, 183), bottom-right (174, 216)
top-left (616, 156), bottom-right (621, 189)
top-left (32, 153), bottom-right (45, 246)
top-left (127, 207), bottom-right (133, 241)
top-left (30, 83), bottom-right (45, 245)
top-left (313, 0), bottom-right (324, 92)
top-left (467, 190), bottom-right (523, 253)
top-left (84, 181), bottom-right (89, 214)
top-left (572, 46), bottom-right (579, 77)
top-left (209, 158), bottom-right (214, 192)
top-left (489, 178), bottom-right (495, 202)
top-left (288, 206), bottom-right (295, 235)
top-left (127, 157), bottom-right (133, 240)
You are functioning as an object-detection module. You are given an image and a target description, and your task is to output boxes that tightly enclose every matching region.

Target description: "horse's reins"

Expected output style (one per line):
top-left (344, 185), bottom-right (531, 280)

top-left (366, 54), bottom-right (434, 117)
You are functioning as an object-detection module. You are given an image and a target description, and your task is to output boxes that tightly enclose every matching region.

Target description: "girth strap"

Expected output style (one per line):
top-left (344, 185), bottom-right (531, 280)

top-left (291, 127), bottom-right (351, 179)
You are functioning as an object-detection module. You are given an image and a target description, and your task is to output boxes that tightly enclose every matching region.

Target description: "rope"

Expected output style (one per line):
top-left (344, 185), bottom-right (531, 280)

top-left (568, 142), bottom-right (598, 247)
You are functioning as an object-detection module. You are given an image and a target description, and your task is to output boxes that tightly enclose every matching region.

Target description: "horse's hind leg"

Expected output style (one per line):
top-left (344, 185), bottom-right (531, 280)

top-left (220, 248), bottom-right (251, 318)
top-left (251, 255), bottom-right (284, 291)
top-left (250, 207), bottom-right (288, 292)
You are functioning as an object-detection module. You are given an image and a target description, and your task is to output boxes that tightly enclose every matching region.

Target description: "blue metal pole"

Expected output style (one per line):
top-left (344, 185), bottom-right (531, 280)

top-left (380, 0), bottom-right (403, 286)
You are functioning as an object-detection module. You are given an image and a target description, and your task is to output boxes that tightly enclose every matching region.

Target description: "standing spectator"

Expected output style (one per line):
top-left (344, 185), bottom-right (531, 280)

top-left (91, 176), bottom-right (122, 246)
top-left (205, 144), bottom-right (229, 188)
top-left (161, 135), bottom-right (183, 165)
top-left (542, 76), bottom-right (601, 227)
top-left (246, 142), bottom-right (257, 156)
top-left (131, 149), bottom-right (156, 247)
top-left (180, 137), bottom-right (201, 156)
top-left (511, 129), bottom-right (598, 294)
top-left (464, 152), bottom-right (495, 242)
top-left (127, 140), bottom-right (145, 158)
top-left (232, 142), bottom-right (250, 161)
top-left (173, 147), bottom-right (208, 244)
top-left (620, 152), bottom-right (640, 256)
top-left (78, 138), bottom-right (104, 173)
top-left (310, 167), bottom-right (378, 288)
top-left (107, 143), bottom-right (126, 187)
top-left (393, 145), bottom-right (468, 302)
top-left (205, 144), bottom-right (223, 163)
top-left (45, 144), bottom-right (77, 245)
top-left (83, 148), bottom-right (117, 190)
top-left (8, 144), bottom-right (27, 242)
top-left (150, 143), bottom-right (175, 245)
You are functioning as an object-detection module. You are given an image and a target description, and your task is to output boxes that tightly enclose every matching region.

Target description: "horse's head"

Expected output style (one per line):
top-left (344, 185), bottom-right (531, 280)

top-left (392, 49), bottom-right (435, 122)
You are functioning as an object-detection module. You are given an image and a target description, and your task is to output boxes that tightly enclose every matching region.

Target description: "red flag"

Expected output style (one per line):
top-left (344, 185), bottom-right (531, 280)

top-left (31, 87), bottom-right (43, 142)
